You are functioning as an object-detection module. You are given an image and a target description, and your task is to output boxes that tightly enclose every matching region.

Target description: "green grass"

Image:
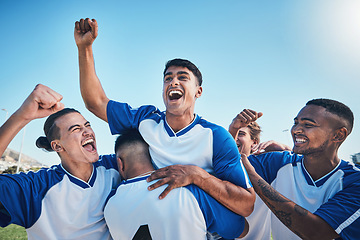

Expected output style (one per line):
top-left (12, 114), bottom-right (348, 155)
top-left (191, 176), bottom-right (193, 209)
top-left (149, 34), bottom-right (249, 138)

top-left (0, 224), bottom-right (27, 239)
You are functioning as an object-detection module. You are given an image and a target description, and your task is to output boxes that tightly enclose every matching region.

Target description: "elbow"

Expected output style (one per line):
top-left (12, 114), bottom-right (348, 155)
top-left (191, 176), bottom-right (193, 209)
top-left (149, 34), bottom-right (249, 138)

top-left (83, 97), bottom-right (109, 121)
top-left (231, 186), bottom-right (256, 217)
top-left (242, 188), bottom-right (256, 217)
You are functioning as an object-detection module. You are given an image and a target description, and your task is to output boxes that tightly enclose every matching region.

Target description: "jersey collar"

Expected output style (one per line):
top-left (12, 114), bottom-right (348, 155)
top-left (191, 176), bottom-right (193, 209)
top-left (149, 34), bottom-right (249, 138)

top-left (301, 159), bottom-right (342, 187)
top-left (163, 114), bottom-right (200, 137)
top-left (60, 164), bottom-right (96, 189)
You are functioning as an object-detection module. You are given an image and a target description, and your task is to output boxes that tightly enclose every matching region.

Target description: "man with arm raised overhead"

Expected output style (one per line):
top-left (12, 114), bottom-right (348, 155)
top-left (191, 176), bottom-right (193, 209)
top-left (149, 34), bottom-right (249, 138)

top-left (74, 18), bottom-right (255, 218)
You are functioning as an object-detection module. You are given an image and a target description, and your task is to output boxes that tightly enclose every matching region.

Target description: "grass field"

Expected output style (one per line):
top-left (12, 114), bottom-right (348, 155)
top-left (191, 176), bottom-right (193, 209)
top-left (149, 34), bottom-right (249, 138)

top-left (0, 224), bottom-right (27, 239)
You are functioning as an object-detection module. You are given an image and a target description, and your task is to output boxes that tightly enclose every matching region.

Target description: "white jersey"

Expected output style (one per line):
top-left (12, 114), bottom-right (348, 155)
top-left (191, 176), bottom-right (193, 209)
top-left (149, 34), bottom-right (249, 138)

top-left (248, 151), bottom-right (360, 240)
top-left (239, 195), bottom-right (270, 240)
top-left (0, 155), bottom-right (120, 240)
top-left (107, 100), bottom-right (252, 190)
top-left (104, 175), bottom-right (245, 240)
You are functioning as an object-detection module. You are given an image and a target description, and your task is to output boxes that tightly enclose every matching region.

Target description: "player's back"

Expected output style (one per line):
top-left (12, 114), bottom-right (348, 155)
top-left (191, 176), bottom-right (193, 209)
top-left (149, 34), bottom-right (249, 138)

top-left (104, 175), bottom-right (207, 240)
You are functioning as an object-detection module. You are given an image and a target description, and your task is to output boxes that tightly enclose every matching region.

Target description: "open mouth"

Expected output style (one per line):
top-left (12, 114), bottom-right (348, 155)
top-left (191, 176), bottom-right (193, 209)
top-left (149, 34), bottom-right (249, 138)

top-left (168, 90), bottom-right (183, 100)
top-left (82, 138), bottom-right (96, 152)
top-left (294, 136), bottom-right (307, 145)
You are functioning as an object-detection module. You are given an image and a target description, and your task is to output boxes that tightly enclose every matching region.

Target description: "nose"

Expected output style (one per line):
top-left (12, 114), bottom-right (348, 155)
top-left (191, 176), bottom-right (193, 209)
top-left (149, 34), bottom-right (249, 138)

top-left (82, 129), bottom-right (91, 136)
top-left (291, 124), bottom-right (303, 134)
top-left (170, 77), bottom-right (180, 87)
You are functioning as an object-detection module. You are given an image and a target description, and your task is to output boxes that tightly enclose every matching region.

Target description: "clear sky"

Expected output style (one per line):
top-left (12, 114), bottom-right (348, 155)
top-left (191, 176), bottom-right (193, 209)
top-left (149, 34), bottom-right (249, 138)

top-left (1, 0), bottom-right (359, 166)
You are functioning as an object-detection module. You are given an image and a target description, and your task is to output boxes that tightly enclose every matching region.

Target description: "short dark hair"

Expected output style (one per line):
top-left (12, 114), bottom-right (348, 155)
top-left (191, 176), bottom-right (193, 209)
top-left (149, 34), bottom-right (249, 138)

top-left (114, 129), bottom-right (148, 153)
top-left (36, 108), bottom-right (80, 152)
top-left (306, 98), bottom-right (354, 133)
top-left (163, 58), bottom-right (203, 86)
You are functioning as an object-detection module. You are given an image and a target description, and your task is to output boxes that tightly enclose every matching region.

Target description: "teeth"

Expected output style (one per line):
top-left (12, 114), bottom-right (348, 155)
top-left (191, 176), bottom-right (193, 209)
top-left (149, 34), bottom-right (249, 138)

top-left (295, 138), bottom-right (306, 143)
top-left (82, 139), bottom-right (94, 146)
top-left (169, 90), bottom-right (183, 96)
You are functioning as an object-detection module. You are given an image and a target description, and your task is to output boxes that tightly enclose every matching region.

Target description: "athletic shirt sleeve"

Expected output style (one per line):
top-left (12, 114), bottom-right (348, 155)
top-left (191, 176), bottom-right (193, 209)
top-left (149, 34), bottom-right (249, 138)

top-left (97, 154), bottom-right (118, 171)
top-left (247, 151), bottom-right (301, 184)
top-left (107, 100), bottom-right (159, 135)
top-left (212, 126), bottom-right (252, 189)
top-left (185, 184), bottom-right (245, 239)
top-left (0, 168), bottom-right (62, 228)
top-left (313, 169), bottom-right (360, 240)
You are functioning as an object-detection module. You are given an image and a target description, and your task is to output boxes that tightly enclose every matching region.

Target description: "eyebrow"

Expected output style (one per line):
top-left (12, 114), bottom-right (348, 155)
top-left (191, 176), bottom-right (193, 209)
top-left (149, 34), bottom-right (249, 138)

top-left (68, 121), bottom-right (90, 131)
top-left (294, 117), bottom-right (317, 124)
top-left (164, 71), bottom-right (190, 77)
top-left (177, 71), bottom-right (190, 76)
top-left (68, 124), bottom-right (80, 131)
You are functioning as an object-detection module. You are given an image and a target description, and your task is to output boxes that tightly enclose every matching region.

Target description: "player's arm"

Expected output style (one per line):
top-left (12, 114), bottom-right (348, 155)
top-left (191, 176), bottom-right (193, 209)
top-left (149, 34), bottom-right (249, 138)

top-left (252, 140), bottom-right (292, 155)
top-left (228, 109), bottom-right (263, 139)
top-left (147, 165), bottom-right (255, 217)
top-left (0, 84), bottom-right (64, 157)
top-left (74, 18), bottom-right (109, 122)
top-left (241, 154), bottom-right (339, 240)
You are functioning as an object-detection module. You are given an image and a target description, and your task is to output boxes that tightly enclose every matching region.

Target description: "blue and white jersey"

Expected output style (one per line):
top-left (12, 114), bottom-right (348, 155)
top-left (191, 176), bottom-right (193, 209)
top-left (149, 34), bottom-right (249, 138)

top-left (104, 174), bottom-right (245, 240)
top-left (248, 151), bottom-right (360, 240)
top-left (107, 100), bottom-right (252, 189)
top-left (0, 154), bottom-right (120, 240)
top-left (239, 194), bottom-right (270, 240)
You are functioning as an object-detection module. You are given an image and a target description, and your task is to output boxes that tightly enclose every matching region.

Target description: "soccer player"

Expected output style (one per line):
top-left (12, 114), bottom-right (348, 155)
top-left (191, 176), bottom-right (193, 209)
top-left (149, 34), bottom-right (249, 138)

top-left (0, 84), bottom-right (120, 240)
top-left (228, 109), bottom-right (290, 240)
top-left (239, 99), bottom-right (360, 240)
top-left (74, 18), bottom-right (255, 217)
top-left (104, 129), bottom-right (249, 239)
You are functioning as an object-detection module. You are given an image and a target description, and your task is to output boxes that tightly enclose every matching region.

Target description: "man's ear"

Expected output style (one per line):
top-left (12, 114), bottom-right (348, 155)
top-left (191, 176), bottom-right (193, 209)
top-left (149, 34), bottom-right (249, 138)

top-left (195, 86), bottom-right (203, 99)
top-left (117, 156), bottom-right (126, 179)
top-left (251, 139), bottom-right (259, 150)
top-left (333, 127), bottom-right (348, 143)
top-left (51, 140), bottom-right (63, 152)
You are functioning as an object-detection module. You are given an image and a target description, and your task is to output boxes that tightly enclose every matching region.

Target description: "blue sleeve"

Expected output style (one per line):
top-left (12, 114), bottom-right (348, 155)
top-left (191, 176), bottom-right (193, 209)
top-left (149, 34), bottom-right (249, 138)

top-left (212, 126), bottom-right (252, 189)
top-left (0, 169), bottom-right (62, 228)
top-left (97, 154), bottom-right (118, 171)
top-left (185, 184), bottom-right (245, 239)
top-left (106, 100), bottom-right (159, 135)
top-left (314, 171), bottom-right (360, 240)
top-left (248, 151), bottom-right (301, 184)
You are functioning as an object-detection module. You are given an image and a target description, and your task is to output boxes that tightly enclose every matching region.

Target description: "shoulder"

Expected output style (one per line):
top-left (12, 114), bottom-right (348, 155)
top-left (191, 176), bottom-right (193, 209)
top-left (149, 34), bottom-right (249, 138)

top-left (339, 160), bottom-right (360, 186)
top-left (95, 154), bottom-right (118, 170)
top-left (107, 100), bottom-right (160, 116)
top-left (0, 165), bottom-right (64, 184)
top-left (248, 151), bottom-right (302, 182)
top-left (197, 117), bottom-right (227, 133)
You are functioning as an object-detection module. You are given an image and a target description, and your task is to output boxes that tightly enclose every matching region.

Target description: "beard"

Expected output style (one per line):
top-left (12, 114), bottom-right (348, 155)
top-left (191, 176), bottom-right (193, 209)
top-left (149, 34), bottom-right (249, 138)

top-left (293, 139), bottom-right (329, 156)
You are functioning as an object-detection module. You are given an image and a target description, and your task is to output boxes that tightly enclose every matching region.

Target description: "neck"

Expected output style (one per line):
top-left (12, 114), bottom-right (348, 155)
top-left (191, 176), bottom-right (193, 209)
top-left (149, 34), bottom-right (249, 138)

top-left (125, 165), bottom-right (155, 180)
top-left (61, 160), bottom-right (94, 182)
top-left (165, 112), bottom-right (195, 133)
top-left (303, 150), bottom-right (340, 181)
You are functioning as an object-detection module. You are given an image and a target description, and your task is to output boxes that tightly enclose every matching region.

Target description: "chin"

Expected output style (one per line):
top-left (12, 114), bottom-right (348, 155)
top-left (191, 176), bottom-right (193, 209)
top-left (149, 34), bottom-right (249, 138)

top-left (88, 153), bottom-right (99, 163)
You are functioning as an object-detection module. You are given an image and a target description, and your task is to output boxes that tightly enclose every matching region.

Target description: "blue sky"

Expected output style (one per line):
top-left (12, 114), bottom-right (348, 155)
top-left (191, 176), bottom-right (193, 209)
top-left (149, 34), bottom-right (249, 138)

top-left (1, 0), bottom-right (359, 166)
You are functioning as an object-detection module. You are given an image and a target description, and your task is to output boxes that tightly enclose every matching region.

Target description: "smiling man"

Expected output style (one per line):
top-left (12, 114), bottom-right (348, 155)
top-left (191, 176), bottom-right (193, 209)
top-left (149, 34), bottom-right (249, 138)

top-left (239, 99), bottom-right (360, 240)
top-left (74, 18), bottom-right (255, 219)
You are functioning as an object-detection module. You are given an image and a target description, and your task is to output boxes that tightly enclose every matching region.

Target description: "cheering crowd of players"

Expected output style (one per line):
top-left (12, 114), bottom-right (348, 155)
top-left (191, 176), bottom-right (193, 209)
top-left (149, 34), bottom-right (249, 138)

top-left (0, 18), bottom-right (359, 240)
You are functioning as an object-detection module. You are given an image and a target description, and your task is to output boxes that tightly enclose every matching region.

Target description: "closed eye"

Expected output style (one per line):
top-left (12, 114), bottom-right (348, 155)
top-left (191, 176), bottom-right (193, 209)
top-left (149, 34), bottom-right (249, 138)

top-left (178, 75), bottom-right (188, 80)
top-left (71, 127), bottom-right (80, 132)
top-left (164, 76), bottom-right (172, 82)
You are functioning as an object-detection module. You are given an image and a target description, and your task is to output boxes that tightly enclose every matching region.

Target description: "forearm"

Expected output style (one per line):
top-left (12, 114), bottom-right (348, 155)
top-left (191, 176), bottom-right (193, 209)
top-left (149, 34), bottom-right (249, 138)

top-left (0, 112), bottom-right (29, 157)
top-left (193, 169), bottom-right (255, 216)
top-left (248, 170), bottom-right (339, 239)
top-left (228, 124), bottom-right (239, 139)
top-left (78, 45), bottom-right (109, 121)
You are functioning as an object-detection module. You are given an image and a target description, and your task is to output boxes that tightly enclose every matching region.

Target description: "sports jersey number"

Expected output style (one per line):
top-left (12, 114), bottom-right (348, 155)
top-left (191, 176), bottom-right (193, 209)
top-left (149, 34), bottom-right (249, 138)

top-left (133, 224), bottom-right (152, 240)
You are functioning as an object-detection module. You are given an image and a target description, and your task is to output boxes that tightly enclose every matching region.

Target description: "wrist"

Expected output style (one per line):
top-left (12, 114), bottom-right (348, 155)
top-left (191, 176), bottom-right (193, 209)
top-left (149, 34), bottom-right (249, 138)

top-left (192, 166), bottom-right (212, 187)
top-left (7, 110), bottom-right (31, 129)
top-left (77, 44), bottom-right (93, 54)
